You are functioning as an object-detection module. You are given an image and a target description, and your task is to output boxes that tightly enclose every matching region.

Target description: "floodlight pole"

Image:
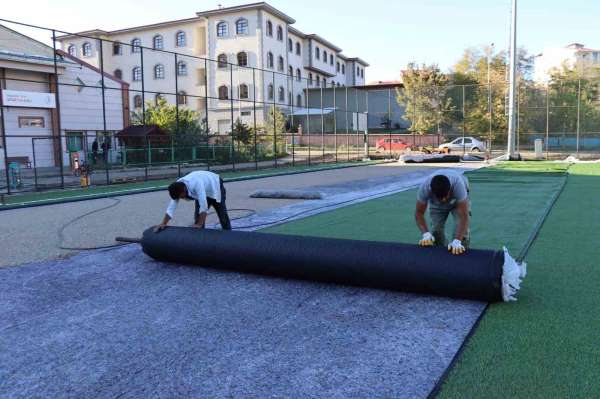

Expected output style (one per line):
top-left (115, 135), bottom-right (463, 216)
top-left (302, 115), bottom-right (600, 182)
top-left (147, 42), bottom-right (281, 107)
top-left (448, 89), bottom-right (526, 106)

top-left (506, 0), bottom-right (520, 160)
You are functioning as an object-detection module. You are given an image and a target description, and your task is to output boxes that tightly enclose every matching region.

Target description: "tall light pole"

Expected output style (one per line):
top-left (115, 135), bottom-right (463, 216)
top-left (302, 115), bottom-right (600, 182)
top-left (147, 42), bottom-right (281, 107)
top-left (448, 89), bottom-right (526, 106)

top-left (506, 0), bottom-right (520, 159)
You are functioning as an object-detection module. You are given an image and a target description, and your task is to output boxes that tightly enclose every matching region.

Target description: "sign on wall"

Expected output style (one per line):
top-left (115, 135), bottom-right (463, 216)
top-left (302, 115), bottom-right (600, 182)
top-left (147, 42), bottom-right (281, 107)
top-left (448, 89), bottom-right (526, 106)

top-left (1, 90), bottom-right (56, 109)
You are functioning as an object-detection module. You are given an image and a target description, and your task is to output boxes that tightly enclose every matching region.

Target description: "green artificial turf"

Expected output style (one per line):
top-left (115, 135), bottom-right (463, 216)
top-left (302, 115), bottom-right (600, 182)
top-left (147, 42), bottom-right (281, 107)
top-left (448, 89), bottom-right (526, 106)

top-left (437, 163), bottom-right (600, 398)
top-left (0, 160), bottom-right (383, 208)
top-left (265, 164), bottom-right (567, 257)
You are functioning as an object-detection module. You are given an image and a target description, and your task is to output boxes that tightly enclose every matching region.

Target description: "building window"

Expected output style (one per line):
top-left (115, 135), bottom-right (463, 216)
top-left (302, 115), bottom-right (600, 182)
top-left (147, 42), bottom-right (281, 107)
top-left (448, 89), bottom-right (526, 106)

top-left (133, 95), bottom-right (142, 108)
top-left (177, 91), bottom-right (187, 105)
top-left (288, 66), bottom-right (293, 76)
top-left (296, 94), bottom-right (302, 107)
top-left (218, 85), bottom-right (229, 100)
top-left (113, 42), bottom-right (122, 55)
top-left (315, 47), bottom-right (320, 60)
top-left (266, 20), bottom-right (273, 37)
top-left (132, 66), bottom-right (142, 81)
top-left (154, 64), bottom-right (165, 79)
top-left (267, 52), bottom-right (274, 68)
top-left (342, 64), bottom-right (345, 74)
top-left (316, 75), bottom-right (320, 86)
top-left (177, 61), bottom-right (187, 76)
top-left (336, 62), bottom-right (340, 72)
top-left (153, 35), bottom-right (163, 50)
top-left (237, 51), bottom-right (248, 67)
top-left (268, 84), bottom-right (274, 100)
top-left (218, 53), bottom-right (228, 68)
top-left (278, 86), bottom-right (285, 102)
top-left (323, 79), bottom-right (327, 88)
top-left (330, 54), bottom-right (333, 65)
top-left (68, 45), bottom-right (76, 56)
top-left (82, 42), bottom-right (92, 57)
top-left (277, 25), bottom-right (283, 41)
top-left (241, 111), bottom-right (251, 116)
top-left (239, 84), bottom-right (249, 99)
top-left (131, 38), bottom-right (141, 53)
top-left (114, 69), bottom-right (122, 79)
top-left (18, 116), bottom-right (44, 128)
top-left (236, 18), bottom-right (248, 35)
top-left (288, 38), bottom-right (293, 52)
top-left (361, 68), bottom-right (364, 78)
top-left (296, 68), bottom-right (301, 81)
top-left (288, 93), bottom-right (292, 105)
top-left (295, 42), bottom-right (301, 55)
top-left (155, 93), bottom-right (163, 105)
top-left (278, 56), bottom-right (284, 72)
top-left (217, 22), bottom-right (228, 37)
top-left (323, 50), bottom-right (327, 63)
top-left (356, 67), bottom-right (359, 77)
top-left (309, 73), bottom-right (313, 85)
top-left (176, 31), bottom-right (186, 47)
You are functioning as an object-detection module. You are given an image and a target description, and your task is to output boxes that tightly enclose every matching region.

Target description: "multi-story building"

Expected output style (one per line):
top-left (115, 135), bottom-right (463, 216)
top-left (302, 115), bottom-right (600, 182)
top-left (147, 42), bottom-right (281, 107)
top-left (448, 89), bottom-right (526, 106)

top-left (534, 43), bottom-right (600, 82)
top-left (57, 2), bottom-right (369, 134)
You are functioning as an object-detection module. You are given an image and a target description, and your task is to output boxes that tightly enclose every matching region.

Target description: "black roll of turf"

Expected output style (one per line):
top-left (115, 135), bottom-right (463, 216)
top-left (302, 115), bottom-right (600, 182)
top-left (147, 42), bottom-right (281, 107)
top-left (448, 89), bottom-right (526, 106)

top-left (142, 227), bottom-right (505, 302)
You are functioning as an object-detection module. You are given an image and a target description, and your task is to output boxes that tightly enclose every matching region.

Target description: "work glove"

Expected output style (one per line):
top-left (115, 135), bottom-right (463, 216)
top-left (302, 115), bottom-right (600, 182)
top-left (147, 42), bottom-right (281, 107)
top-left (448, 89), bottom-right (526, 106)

top-left (448, 239), bottom-right (466, 255)
top-left (419, 232), bottom-right (435, 247)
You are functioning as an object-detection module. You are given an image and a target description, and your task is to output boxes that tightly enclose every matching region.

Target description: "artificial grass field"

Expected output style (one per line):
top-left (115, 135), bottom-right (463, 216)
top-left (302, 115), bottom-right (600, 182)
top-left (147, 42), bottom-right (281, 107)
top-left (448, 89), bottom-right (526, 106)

top-left (266, 161), bottom-right (598, 398)
top-left (438, 163), bottom-right (600, 398)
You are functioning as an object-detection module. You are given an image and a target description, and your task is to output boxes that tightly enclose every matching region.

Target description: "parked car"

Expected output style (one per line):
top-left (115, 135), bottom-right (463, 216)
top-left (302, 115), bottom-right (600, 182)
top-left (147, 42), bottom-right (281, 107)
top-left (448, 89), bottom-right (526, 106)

top-left (376, 138), bottom-right (411, 152)
top-left (438, 137), bottom-right (486, 153)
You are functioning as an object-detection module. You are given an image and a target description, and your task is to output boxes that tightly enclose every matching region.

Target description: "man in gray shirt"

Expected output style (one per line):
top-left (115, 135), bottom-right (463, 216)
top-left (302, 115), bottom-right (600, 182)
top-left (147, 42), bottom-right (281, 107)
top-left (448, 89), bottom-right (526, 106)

top-left (415, 170), bottom-right (470, 255)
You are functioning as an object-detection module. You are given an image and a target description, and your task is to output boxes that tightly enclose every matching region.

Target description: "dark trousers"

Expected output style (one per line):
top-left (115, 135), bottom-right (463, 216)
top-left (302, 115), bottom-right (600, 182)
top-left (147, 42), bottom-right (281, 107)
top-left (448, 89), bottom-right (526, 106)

top-left (194, 178), bottom-right (231, 230)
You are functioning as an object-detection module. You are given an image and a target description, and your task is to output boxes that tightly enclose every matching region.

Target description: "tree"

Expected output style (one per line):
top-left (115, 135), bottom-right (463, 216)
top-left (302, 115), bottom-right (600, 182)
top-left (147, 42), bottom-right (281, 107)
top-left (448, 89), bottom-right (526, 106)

top-left (232, 118), bottom-right (252, 144)
top-left (131, 97), bottom-right (202, 136)
top-left (396, 63), bottom-right (452, 134)
top-left (264, 106), bottom-right (287, 136)
top-left (448, 46), bottom-right (535, 142)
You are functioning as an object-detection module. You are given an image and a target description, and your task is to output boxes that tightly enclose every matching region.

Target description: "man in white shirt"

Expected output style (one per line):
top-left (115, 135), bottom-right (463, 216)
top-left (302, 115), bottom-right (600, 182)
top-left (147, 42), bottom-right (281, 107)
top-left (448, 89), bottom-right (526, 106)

top-left (154, 171), bottom-right (231, 232)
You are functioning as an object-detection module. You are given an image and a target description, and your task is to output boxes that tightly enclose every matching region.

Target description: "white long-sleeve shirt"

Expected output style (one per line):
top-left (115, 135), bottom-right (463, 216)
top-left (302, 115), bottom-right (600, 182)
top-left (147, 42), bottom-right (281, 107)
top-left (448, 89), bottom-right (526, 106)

top-left (165, 171), bottom-right (222, 218)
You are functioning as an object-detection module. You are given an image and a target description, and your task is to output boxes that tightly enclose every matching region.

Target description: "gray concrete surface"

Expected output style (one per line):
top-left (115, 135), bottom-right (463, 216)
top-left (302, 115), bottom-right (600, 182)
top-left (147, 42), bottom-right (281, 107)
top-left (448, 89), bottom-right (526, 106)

top-left (0, 244), bottom-right (485, 399)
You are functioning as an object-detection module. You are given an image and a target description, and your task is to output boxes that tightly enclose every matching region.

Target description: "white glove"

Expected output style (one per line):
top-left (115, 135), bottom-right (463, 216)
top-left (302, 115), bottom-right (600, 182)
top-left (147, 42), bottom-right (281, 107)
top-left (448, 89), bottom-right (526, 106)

top-left (419, 232), bottom-right (435, 247)
top-left (448, 239), bottom-right (466, 255)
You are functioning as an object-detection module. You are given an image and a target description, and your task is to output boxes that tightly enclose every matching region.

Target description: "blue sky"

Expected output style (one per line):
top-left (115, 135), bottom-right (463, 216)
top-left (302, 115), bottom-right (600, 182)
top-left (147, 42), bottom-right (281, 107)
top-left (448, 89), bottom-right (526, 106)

top-left (3, 0), bottom-right (600, 81)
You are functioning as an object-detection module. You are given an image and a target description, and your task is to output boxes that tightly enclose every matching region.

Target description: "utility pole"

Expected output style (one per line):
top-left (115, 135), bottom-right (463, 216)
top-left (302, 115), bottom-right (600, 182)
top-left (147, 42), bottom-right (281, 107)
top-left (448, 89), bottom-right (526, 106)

top-left (506, 0), bottom-right (520, 159)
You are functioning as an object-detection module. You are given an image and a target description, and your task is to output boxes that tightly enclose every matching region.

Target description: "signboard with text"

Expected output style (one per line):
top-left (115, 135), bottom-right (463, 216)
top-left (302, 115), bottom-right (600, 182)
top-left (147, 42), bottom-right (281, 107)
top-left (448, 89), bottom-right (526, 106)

top-left (1, 90), bottom-right (56, 109)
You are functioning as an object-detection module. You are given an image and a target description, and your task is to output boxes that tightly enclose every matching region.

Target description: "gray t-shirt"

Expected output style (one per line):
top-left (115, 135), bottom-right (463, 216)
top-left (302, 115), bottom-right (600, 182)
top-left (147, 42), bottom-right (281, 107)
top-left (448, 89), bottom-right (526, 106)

top-left (417, 170), bottom-right (469, 207)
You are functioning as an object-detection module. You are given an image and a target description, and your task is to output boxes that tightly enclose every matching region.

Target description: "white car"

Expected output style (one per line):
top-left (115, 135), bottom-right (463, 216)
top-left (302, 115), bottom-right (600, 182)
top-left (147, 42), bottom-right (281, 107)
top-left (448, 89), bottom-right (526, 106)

top-left (438, 137), bottom-right (486, 153)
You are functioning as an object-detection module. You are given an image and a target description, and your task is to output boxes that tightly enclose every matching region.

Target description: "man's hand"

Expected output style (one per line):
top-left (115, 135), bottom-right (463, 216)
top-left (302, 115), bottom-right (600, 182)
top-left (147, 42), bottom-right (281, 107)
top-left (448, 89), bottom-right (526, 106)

top-left (153, 224), bottom-right (167, 233)
top-left (448, 239), bottom-right (466, 255)
top-left (419, 232), bottom-right (435, 247)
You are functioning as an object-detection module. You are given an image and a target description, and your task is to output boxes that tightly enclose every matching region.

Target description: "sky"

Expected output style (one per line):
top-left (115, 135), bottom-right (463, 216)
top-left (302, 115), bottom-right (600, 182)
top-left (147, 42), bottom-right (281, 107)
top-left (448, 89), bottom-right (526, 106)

top-left (3, 0), bottom-right (600, 82)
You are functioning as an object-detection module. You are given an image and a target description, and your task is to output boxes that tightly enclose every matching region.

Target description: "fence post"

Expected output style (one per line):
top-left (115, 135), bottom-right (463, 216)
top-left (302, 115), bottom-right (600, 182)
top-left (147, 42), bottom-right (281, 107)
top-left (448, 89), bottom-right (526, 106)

top-left (290, 70), bottom-right (295, 166)
top-left (388, 87), bottom-right (392, 159)
top-left (576, 78), bottom-right (581, 155)
top-left (546, 85), bottom-right (550, 159)
top-left (230, 64), bottom-right (235, 171)
top-left (306, 77), bottom-right (311, 165)
top-left (320, 84), bottom-right (325, 161)
top-left (99, 37), bottom-right (109, 185)
top-left (174, 53), bottom-right (180, 134)
top-left (252, 67), bottom-right (258, 170)
top-left (0, 82), bottom-right (9, 195)
top-left (345, 86), bottom-right (349, 162)
top-left (51, 30), bottom-right (65, 189)
top-left (272, 71), bottom-right (277, 168)
top-left (140, 47), bottom-right (146, 124)
top-left (204, 58), bottom-right (210, 171)
top-left (333, 84), bottom-right (337, 163)
top-left (462, 84), bottom-right (466, 156)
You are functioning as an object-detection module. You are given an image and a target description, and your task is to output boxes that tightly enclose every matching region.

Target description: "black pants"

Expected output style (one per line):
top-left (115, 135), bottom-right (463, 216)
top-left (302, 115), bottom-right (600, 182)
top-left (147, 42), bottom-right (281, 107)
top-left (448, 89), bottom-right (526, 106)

top-left (194, 178), bottom-right (231, 230)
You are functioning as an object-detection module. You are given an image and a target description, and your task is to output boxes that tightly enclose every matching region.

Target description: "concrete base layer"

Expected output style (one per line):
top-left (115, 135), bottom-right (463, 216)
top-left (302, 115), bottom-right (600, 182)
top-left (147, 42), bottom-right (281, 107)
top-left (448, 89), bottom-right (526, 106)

top-left (0, 245), bottom-right (485, 398)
